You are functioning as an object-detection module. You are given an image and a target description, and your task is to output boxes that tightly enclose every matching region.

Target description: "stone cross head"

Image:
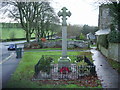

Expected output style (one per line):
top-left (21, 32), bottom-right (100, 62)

top-left (58, 7), bottom-right (71, 26)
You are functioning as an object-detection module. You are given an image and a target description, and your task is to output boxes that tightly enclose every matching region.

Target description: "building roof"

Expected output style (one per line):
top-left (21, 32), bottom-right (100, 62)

top-left (95, 29), bottom-right (111, 35)
top-left (87, 32), bottom-right (96, 39)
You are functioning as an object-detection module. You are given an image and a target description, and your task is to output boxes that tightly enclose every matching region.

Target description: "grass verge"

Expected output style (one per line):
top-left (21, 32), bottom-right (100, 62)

top-left (107, 58), bottom-right (120, 73)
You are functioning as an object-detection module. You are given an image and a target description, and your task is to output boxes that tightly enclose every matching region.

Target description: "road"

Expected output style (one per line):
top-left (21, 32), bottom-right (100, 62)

top-left (1, 41), bottom-right (25, 62)
top-left (0, 41), bottom-right (25, 89)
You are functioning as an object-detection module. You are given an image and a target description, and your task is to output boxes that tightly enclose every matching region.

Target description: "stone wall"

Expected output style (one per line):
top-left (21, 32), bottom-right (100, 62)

top-left (42, 40), bottom-right (88, 48)
top-left (98, 43), bottom-right (120, 62)
top-left (98, 4), bottom-right (112, 30)
top-left (24, 40), bottom-right (88, 49)
top-left (73, 41), bottom-right (88, 48)
top-left (108, 43), bottom-right (120, 62)
top-left (42, 41), bottom-right (57, 48)
top-left (98, 44), bottom-right (108, 57)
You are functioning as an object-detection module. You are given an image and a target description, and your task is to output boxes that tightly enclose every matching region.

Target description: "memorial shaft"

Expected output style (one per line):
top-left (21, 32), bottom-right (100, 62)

top-left (58, 7), bottom-right (71, 59)
top-left (62, 26), bottom-right (67, 58)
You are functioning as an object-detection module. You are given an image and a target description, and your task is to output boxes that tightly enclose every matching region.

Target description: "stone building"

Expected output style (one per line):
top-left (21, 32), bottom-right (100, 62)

top-left (95, 4), bottom-right (120, 62)
top-left (98, 4), bottom-right (113, 30)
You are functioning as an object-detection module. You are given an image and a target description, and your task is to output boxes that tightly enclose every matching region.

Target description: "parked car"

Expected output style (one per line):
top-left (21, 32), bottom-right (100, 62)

top-left (8, 44), bottom-right (16, 50)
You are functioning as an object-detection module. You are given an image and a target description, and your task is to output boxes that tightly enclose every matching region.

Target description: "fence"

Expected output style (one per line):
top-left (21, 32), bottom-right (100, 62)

top-left (34, 55), bottom-right (96, 80)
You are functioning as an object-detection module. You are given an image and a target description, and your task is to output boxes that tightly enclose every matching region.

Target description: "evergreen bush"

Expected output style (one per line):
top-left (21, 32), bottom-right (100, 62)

top-left (98, 35), bottom-right (108, 49)
top-left (108, 30), bottom-right (120, 43)
top-left (37, 56), bottom-right (53, 74)
top-left (79, 33), bottom-right (86, 40)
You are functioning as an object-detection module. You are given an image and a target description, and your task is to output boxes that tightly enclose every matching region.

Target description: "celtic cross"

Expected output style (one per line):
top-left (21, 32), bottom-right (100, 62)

top-left (58, 7), bottom-right (71, 26)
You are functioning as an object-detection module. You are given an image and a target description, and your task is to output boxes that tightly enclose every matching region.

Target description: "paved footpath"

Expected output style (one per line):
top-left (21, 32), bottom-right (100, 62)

top-left (91, 48), bottom-right (120, 88)
top-left (1, 53), bottom-right (21, 89)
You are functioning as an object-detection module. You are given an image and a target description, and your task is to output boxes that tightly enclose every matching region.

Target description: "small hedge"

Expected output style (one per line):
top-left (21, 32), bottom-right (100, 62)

top-left (108, 30), bottom-right (120, 43)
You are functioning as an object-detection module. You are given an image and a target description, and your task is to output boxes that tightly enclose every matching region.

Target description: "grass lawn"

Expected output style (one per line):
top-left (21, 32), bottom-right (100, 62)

top-left (1, 28), bottom-right (35, 39)
top-left (90, 44), bottom-right (97, 47)
top-left (6, 51), bottom-right (101, 88)
top-left (24, 48), bottom-right (62, 51)
top-left (25, 47), bottom-right (90, 51)
top-left (24, 48), bottom-right (92, 63)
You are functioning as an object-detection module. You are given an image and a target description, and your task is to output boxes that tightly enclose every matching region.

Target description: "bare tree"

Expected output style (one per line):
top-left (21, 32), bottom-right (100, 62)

top-left (2, 1), bottom-right (59, 43)
top-left (67, 24), bottom-right (83, 38)
top-left (33, 1), bottom-right (59, 42)
top-left (3, 2), bottom-right (37, 42)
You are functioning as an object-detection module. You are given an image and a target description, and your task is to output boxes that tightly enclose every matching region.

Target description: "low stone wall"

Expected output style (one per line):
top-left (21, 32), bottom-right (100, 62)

top-left (24, 40), bottom-right (89, 49)
top-left (98, 44), bottom-right (108, 57)
top-left (98, 43), bottom-right (120, 62)
top-left (42, 40), bottom-right (88, 48)
top-left (42, 40), bottom-right (62, 48)
top-left (108, 43), bottom-right (120, 62)
top-left (42, 41), bottom-right (57, 48)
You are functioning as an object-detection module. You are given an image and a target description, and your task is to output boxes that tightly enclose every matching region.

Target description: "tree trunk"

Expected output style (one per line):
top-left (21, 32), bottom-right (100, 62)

top-left (41, 31), bottom-right (44, 38)
top-left (118, 19), bottom-right (120, 31)
top-left (35, 33), bottom-right (37, 41)
top-left (118, 23), bottom-right (120, 31)
top-left (51, 31), bottom-right (53, 39)
top-left (48, 32), bottom-right (49, 40)
top-left (37, 34), bottom-right (40, 42)
top-left (26, 32), bottom-right (31, 43)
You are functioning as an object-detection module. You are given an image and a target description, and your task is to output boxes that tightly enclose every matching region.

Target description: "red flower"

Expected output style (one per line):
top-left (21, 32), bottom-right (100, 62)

top-left (60, 67), bottom-right (70, 74)
top-left (41, 38), bottom-right (46, 42)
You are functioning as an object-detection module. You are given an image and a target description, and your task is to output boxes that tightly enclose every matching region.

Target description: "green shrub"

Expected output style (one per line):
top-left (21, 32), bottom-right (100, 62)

top-left (79, 33), bottom-right (86, 40)
top-left (108, 30), bottom-right (120, 43)
top-left (98, 35), bottom-right (108, 49)
top-left (37, 56), bottom-right (53, 74)
top-left (76, 60), bottom-right (88, 66)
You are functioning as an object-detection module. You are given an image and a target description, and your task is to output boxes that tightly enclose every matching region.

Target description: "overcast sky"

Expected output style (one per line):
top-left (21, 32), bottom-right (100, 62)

top-left (0, 0), bottom-right (99, 26)
top-left (51, 0), bottom-right (99, 26)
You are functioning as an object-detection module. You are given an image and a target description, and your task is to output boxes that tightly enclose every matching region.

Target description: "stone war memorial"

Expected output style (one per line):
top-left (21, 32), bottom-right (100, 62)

top-left (33, 7), bottom-right (96, 80)
top-left (57, 7), bottom-right (71, 69)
